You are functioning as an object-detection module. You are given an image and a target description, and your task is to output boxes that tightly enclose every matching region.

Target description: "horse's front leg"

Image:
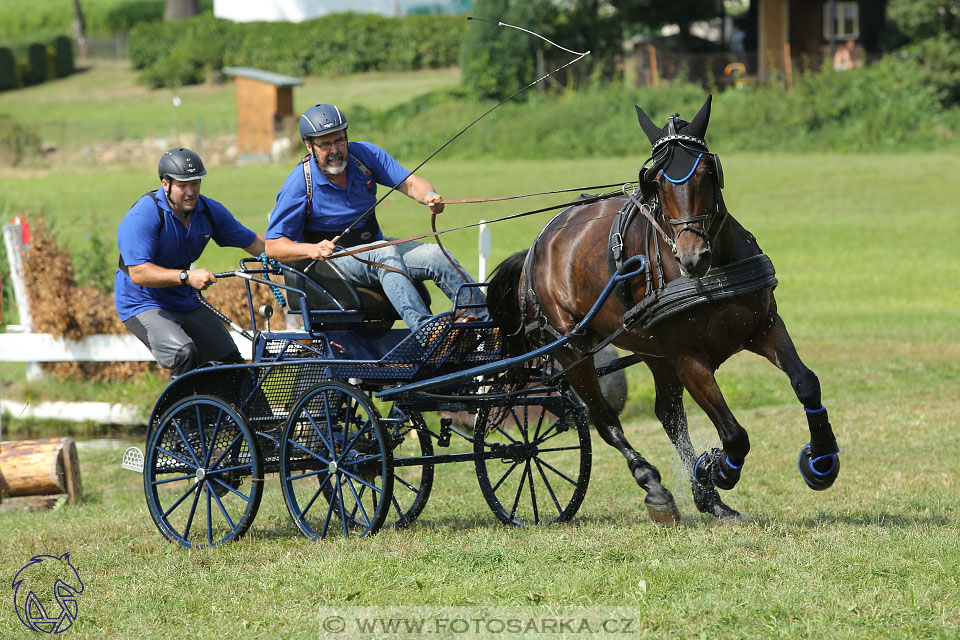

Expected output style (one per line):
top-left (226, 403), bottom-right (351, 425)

top-left (746, 312), bottom-right (840, 490)
top-left (673, 354), bottom-right (750, 491)
top-left (560, 351), bottom-right (682, 526)
top-left (646, 358), bottom-right (743, 521)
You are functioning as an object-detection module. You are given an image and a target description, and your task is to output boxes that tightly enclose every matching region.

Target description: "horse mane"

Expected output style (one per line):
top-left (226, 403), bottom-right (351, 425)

top-left (486, 250), bottom-right (530, 358)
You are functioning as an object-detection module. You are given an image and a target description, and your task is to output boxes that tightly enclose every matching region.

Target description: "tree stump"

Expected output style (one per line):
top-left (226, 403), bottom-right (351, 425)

top-left (0, 437), bottom-right (82, 506)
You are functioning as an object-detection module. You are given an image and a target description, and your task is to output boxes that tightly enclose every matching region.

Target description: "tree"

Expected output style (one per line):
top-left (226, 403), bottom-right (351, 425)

top-left (71, 0), bottom-right (86, 60)
top-left (164, 0), bottom-right (199, 22)
top-left (460, 0), bottom-right (558, 99)
top-left (887, 0), bottom-right (960, 106)
top-left (460, 0), bottom-right (723, 98)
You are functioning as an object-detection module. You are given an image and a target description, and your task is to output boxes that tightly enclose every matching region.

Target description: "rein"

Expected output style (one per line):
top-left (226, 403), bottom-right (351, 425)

top-left (323, 190), bottom-right (623, 262)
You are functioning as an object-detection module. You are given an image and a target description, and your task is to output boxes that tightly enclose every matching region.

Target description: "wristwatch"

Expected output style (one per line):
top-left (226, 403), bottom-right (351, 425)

top-left (179, 269), bottom-right (188, 284)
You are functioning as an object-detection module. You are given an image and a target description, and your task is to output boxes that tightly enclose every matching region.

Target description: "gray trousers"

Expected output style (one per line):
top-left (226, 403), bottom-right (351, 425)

top-left (124, 306), bottom-right (242, 377)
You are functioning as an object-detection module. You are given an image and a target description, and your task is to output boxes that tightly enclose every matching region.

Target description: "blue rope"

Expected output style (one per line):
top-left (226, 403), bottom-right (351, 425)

top-left (660, 153), bottom-right (703, 184)
top-left (259, 253), bottom-right (287, 308)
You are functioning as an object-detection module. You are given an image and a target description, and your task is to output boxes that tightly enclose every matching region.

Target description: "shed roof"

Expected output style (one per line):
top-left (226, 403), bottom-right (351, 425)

top-left (222, 67), bottom-right (304, 87)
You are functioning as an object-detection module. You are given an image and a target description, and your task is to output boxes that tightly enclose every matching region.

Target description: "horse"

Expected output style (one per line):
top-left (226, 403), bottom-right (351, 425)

top-left (486, 95), bottom-right (840, 524)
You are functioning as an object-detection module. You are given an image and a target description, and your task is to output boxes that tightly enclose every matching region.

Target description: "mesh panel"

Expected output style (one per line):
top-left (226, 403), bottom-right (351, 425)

top-left (153, 400), bottom-right (252, 476)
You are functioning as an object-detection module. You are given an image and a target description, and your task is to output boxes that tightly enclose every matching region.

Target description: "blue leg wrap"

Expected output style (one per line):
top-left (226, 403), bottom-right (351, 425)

top-left (694, 448), bottom-right (743, 491)
top-left (797, 444), bottom-right (840, 490)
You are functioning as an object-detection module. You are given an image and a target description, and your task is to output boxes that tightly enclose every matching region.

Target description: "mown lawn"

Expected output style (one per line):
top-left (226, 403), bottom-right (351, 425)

top-left (1, 150), bottom-right (958, 638)
top-left (1, 53), bottom-right (959, 637)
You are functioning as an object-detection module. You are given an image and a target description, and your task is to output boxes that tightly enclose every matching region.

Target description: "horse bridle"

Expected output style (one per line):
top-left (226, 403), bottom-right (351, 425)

top-left (631, 131), bottom-right (727, 255)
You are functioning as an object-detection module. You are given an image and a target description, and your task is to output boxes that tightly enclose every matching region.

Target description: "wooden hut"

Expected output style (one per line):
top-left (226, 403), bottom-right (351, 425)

top-left (222, 67), bottom-right (303, 161)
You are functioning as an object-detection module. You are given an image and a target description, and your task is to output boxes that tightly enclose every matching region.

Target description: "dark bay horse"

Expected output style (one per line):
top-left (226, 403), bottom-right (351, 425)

top-left (487, 95), bottom-right (840, 524)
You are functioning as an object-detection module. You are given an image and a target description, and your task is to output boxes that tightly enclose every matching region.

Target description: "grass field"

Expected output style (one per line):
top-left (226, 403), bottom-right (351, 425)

top-left (1, 62), bottom-right (959, 638)
top-left (0, 59), bottom-right (460, 148)
top-left (1, 151), bottom-right (957, 638)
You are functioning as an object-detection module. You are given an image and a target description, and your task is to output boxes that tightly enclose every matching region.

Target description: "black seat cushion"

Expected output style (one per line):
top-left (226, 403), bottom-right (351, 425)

top-left (283, 259), bottom-right (431, 319)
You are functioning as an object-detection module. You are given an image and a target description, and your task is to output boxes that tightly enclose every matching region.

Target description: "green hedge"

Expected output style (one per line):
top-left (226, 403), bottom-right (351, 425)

top-left (128, 12), bottom-right (466, 88)
top-left (354, 57), bottom-right (960, 158)
top-left (24, 42), bottom-right (47, 85)
top-left (0, 0), bottom-right (214, 40)
top-left (51, 35), bottom-right (75, 79)
top-left (0, 34), bottom-right (75, 91)
top-left (0, 47), bottom-right (15, 90)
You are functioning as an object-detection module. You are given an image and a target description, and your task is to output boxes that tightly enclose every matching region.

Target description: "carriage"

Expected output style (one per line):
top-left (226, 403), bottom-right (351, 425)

top-left (125, 254), bottom-right (643, 548)
top-left (125, 96), bottom-right (841, 548)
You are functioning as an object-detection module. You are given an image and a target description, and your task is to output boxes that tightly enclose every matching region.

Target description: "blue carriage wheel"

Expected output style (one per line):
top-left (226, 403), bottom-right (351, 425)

top-left (280, 381), bottom-right (394, 540)
top-left (144, 395), bottom-right (264, 549)
top-left (474, 389), bottom-right (592, 526)
top-left (383, 405), bottom-right (434, 529)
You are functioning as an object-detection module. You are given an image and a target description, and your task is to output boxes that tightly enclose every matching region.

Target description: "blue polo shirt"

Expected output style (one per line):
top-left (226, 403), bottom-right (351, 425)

top-left (114, 189), bottom-right (257, 321)
top-left (266, 141), bottom-right (410, 241)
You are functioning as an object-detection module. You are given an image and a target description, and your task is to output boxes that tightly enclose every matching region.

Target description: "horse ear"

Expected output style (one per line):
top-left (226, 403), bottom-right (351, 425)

top-left (635, 105), bottom-right (663, 145)
top-left (686, 94), bottom-right (712, 139)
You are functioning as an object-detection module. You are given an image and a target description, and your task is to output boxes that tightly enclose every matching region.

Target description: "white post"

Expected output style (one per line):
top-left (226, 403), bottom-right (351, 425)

top-left (478, 220), bottom-right (491, 283)
top-left (2, 222), bottom-right (43, 380)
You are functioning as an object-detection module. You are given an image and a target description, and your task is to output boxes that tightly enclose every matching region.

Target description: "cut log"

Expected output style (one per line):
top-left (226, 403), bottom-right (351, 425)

top-left (0, 437), bottom-right (82, 504)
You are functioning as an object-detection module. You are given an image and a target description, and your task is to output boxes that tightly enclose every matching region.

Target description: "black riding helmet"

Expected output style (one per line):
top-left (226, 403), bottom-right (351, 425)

top-left (158, 147), bottom-right (206, 182)
top-left (299, 104), bottom-right (347, 140)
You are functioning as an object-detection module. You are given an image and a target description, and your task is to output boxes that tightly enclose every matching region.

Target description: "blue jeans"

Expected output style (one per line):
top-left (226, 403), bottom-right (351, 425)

top-left (333, 239), bottom-right (488, 329)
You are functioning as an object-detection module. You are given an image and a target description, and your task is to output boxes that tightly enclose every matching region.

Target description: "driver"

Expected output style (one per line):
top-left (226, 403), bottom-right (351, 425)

top-left (264, 103), bottom-right (487, 330)
top-left (114, 148), bottom-right (265, 377)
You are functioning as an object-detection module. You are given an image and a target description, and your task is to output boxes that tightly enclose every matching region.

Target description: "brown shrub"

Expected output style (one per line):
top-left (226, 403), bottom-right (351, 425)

top-left (20, 218), bottom-right (280, 381)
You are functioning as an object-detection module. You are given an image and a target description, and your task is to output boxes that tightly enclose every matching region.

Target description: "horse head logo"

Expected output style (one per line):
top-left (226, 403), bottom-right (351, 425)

top-left (12, 553), bottom-right (84, 634)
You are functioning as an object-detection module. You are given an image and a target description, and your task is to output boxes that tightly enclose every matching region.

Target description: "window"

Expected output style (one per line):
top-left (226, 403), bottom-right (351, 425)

top-left (823, 1), bottom-right (860, 40)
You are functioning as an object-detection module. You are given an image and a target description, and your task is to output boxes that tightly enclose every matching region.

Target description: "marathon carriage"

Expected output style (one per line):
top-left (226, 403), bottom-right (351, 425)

top-left (128, 254), bottom-right (643, 548)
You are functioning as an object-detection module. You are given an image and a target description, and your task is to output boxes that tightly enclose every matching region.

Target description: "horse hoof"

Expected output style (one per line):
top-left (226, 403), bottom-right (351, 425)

top-left (645, 499), bottom-right (682, 527)
top-left (709, 507), bottom-right (749, 524)
top-left (797, 444), bottom-right (840, 491)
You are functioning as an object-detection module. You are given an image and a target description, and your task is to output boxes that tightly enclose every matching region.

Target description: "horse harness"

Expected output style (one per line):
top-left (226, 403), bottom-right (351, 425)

top-left (518, 131), bottom-right (777, 375)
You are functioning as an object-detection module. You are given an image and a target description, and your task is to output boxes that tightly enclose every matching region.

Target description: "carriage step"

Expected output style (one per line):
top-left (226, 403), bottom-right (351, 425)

top-left (121, 447), bottom-right (144, 473)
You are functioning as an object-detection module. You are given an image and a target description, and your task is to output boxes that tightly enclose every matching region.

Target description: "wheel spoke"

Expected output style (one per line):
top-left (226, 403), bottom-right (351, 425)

top-left (531, 404), bottom-right (548, 442)
top-left (208, 432), bottom-right (244, 471)
top-left (285, 437), bottom-right (332, 464)
top-left (208, 480), bottom-right (237, 530)
top-left (203, 411), bottom-right (224, 467)
top-left (508, 462), bottom-right (531, 521)
top-left (206, 483), bottom-right (214, 545)
top-left (528, 460), bottom-right (540, 524)
top-left (171, 417), bottom-right (203, 468)
top-left (394, 473), bottom-right (418, 493)
top-left (181, 481), bottom-right (203, 541)
top-left (336, 477), bottom-right (349, 537)
top-left (210, 476), bottom-right (251, 502)
top-left (536, 457), bottom-right (580, 487)
top-left (344, 478), bottom-right (372, 528)
top-left (336, 466), bottom-right (384, 494)
top-left (206, 462), bottom-right (253, 477)
top-left (151, 472), bottom-right (196, 486)
top-left (534, 458), bottom-right (563, 514)
top-left (297, 477), bottom-right (328, 520)
top-left (156, 445), bottom-right (197, 471)
top-left (162, 480), bottom-right (201, 518)
top-left (338, 421), bottom-right (374, 465)
top-left (492, 460), bottom-right (521, 493)
top-left (302, 407), bottom-right (334, 453)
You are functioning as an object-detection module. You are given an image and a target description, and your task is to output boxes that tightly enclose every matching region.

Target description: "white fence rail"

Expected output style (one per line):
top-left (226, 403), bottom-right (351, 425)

top-left (0, 331), bottom-right (248, 363)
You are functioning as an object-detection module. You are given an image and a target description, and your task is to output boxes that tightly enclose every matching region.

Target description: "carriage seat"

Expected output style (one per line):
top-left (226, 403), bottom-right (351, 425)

top-left (283, 258), bottom-right (431, 330)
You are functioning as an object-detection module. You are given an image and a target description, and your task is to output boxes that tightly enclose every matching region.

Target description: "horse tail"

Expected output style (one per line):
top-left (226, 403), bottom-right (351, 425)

top-left (487, 250), bottom-right (530, 358)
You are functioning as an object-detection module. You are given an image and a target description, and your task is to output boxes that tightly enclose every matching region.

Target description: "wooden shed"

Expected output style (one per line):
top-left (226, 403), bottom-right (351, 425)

top-left (222, 67), bottom-right (303, 160)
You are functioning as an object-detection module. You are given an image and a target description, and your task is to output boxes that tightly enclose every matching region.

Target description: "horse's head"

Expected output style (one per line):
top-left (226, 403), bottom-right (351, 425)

top-left (635, 95), bottom-right (725, 278)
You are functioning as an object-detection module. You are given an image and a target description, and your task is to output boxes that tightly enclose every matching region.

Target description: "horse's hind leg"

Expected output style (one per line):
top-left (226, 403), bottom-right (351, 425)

top-left (562, 353), bottom-right (682, 526)
top-left (646, 358), bottom-right (743, 521)
top-left (746, 312), bottom-right (840, 490)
